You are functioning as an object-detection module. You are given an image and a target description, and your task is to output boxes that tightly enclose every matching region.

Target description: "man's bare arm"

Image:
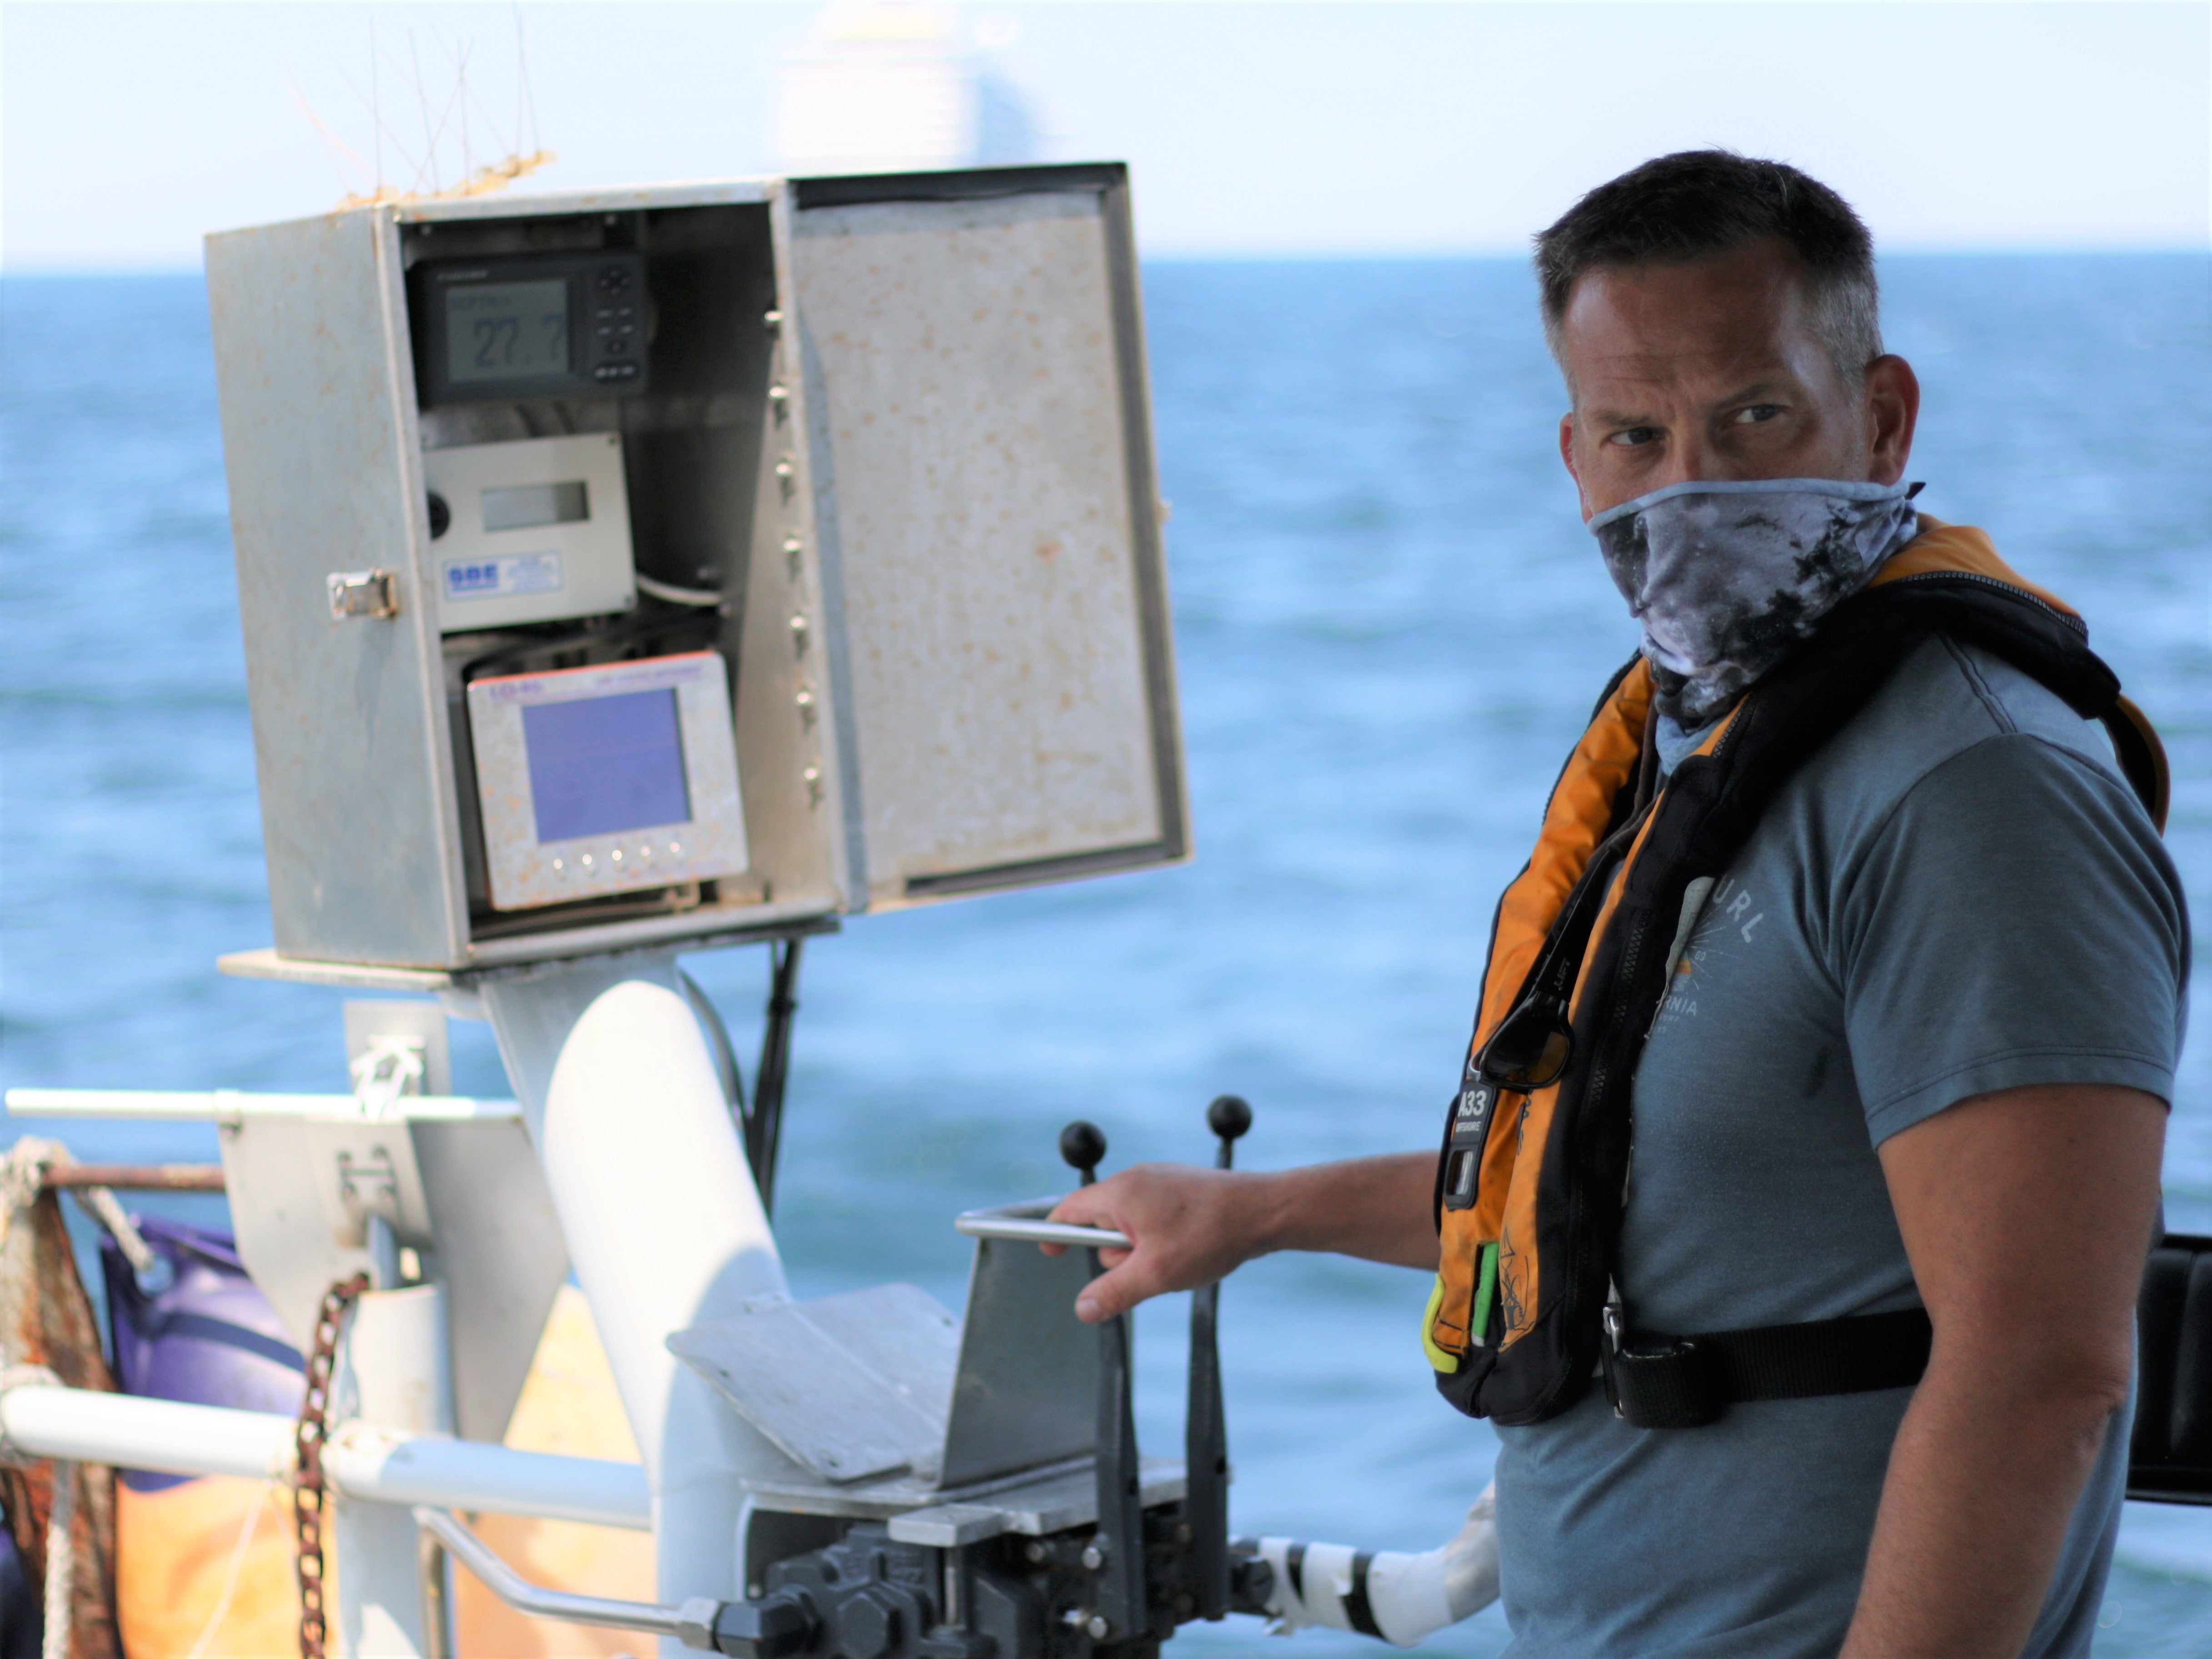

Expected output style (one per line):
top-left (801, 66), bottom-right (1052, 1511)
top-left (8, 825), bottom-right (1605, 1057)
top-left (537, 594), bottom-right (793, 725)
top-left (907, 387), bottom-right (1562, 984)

top-left (1044, 1152), bottom-right (1436, 1323)
top-left (1843, 1082), bottom-right (2165, 1658)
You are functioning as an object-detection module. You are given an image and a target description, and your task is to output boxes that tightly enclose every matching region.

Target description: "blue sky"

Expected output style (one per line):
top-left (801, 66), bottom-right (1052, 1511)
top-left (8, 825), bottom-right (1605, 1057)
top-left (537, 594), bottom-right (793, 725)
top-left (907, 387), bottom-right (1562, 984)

top-left (3, 1), bottom-right (2207, 269)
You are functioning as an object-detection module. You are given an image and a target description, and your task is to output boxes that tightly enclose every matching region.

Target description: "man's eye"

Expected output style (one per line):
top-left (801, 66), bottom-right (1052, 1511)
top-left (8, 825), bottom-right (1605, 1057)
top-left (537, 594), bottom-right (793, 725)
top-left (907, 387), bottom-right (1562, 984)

top-left (1606, 426), bottom-right (1659, 447)
top-left (1731, 404), bottom-right (1784, 425)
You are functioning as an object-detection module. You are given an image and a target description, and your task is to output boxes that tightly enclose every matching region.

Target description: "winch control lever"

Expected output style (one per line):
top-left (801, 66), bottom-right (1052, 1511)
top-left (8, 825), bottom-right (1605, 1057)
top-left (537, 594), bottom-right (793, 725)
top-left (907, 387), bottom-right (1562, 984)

top-left (1186, 1094), bottom-right (1252, 1620)
top-left (1062, 1119), bottom-right (1149, 1644)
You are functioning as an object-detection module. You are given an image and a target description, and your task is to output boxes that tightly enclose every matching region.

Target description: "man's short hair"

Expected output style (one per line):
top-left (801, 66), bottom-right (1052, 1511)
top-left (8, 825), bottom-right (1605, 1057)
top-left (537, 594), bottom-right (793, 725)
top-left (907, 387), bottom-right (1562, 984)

top-left (1534, 150), bottom-right (1883, 385)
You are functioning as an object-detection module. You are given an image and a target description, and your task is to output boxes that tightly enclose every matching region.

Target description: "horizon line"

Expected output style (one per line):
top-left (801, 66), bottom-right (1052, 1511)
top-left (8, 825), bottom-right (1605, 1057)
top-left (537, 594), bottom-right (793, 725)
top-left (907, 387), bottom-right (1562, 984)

top-left (5, 243), bottom-right (2208, 279)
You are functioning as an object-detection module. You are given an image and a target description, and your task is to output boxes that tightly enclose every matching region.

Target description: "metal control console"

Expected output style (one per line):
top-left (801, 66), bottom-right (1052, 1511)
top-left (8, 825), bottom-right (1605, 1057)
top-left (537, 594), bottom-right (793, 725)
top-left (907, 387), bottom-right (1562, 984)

top-left (659, 1110), bottom-right (1272, 1659)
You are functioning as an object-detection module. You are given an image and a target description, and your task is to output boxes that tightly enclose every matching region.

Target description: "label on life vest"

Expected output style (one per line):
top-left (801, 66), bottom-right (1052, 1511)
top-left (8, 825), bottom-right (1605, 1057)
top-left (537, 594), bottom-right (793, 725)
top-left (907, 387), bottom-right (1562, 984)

top-left (1443, 1081), bottom-right (1498, 1210)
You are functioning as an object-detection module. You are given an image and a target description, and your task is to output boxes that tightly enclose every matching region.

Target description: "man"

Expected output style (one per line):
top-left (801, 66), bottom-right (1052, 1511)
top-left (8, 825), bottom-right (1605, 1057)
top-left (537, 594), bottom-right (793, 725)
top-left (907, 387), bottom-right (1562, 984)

top-left (1050, 152), bottom-right (2187, 1657)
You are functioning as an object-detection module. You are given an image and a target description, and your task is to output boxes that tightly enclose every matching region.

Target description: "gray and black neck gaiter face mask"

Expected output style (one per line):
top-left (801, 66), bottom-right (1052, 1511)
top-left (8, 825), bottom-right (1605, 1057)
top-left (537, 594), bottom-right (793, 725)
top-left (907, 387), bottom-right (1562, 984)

top-left (1589, 478), bottom-right (1924, 728)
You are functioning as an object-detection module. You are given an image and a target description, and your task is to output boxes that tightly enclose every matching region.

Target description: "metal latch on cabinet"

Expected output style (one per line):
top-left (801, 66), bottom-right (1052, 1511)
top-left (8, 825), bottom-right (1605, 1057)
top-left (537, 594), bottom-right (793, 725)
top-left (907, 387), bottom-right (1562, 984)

top-left (328, 569), bottom-right (399, 620)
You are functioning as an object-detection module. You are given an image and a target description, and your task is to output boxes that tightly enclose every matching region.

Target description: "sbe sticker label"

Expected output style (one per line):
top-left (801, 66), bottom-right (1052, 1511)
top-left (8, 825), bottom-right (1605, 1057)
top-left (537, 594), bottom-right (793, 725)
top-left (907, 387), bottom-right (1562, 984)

top-left (443, 552), bottom-right (563, 602)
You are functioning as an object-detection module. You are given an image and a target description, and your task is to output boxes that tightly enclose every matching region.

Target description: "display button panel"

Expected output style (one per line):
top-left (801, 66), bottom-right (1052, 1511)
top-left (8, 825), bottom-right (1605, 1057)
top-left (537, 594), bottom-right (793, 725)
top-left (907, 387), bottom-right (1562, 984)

top-left (467, 651), bottom-right (749, 912)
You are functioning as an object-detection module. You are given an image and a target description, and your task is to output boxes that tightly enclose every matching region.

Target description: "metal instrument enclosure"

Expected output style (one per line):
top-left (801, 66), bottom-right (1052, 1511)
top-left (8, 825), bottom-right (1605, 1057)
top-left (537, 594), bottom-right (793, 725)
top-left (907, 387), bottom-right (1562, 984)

top-left (205, 164), bottom-right (1186, 973)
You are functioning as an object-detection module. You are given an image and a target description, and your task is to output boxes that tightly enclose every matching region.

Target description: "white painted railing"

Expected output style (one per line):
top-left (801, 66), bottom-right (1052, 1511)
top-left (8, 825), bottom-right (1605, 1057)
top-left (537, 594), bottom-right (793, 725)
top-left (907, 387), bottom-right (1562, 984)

top-left (0, 1384), bottom-right (649, 1530)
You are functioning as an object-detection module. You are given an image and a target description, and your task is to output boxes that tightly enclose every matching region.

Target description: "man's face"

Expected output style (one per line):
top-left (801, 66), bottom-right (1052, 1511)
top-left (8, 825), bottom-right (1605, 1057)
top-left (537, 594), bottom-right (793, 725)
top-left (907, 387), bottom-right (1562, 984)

top-left (1555, 236), bottom-right (1917, 521)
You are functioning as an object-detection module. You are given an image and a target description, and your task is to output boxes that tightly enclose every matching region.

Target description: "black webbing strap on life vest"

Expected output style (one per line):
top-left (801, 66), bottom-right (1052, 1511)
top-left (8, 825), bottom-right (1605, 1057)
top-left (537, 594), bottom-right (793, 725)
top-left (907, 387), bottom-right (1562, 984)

top-left (1602, 1307), bottom-right (1934, 1430)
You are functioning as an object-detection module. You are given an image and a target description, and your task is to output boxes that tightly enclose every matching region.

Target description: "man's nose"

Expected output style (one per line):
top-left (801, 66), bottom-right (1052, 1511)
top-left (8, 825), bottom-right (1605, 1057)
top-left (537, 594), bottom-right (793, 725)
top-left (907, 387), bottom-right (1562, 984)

top-left (1650, 429), bottom-right (1741, 490)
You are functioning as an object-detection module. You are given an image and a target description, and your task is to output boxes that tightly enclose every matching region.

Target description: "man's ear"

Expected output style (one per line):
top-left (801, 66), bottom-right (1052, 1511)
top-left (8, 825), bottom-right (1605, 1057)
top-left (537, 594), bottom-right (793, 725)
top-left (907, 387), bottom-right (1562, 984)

top-left (1558, 412), bottom-right (1598, 523)
top-left (1864, 356), bottom-right (1920, 485)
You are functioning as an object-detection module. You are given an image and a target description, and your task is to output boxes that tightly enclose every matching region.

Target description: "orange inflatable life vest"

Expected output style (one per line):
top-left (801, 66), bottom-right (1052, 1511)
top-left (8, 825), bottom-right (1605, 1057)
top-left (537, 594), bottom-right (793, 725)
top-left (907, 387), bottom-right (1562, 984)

top-left (1424, 521), bottom-right (2168, 1428)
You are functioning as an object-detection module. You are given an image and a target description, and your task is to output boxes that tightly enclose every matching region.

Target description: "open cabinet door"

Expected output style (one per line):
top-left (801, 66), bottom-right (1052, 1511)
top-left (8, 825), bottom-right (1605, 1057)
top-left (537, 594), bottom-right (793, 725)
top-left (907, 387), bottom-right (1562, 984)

top-left (786, 163), bottom-right (1189, 909)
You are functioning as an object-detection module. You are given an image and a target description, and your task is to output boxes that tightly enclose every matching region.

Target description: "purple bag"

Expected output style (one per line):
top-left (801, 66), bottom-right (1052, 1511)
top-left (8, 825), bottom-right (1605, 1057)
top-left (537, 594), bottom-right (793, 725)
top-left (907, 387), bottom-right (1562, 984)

top-left (99, 1218), bottom-right (303, 1492)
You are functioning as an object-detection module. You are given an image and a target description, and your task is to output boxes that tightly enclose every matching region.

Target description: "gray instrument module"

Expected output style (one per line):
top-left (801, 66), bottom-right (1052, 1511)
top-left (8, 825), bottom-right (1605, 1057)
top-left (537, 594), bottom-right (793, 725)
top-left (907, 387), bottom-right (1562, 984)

top-left (467, 651), bottom-right (749, 911)
top-left (412, 249), bottom-right (650, 405)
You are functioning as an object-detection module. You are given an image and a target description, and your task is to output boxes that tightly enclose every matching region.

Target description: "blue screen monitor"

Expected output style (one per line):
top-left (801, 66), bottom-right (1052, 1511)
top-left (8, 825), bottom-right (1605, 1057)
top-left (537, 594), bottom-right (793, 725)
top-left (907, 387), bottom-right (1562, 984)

top-left (522, 688), bottom-right (692, 844)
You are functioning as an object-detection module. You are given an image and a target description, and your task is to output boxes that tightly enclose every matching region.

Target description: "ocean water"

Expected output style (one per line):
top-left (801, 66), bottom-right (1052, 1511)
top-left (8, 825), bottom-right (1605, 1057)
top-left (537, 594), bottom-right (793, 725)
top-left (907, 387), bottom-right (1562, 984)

top-left (2, 255), bottom-right (2207, 1655)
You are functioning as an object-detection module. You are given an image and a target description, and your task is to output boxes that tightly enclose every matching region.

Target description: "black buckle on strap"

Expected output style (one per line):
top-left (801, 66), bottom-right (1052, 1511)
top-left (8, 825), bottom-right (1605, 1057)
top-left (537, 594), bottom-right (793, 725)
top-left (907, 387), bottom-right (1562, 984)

top-left (1602, 1304), bottom-right (1932, 1430)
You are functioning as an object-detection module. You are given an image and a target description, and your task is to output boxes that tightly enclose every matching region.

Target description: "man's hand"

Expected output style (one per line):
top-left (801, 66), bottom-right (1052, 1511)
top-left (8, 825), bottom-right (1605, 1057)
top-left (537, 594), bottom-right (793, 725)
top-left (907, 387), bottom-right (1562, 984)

top-left (1843, 1082), bottom-right (2165, 1658)
top-left (1046, 1151), bottom-right (1438, 1323)
top-left (1045, 1164), bottom-right (1269, 1322)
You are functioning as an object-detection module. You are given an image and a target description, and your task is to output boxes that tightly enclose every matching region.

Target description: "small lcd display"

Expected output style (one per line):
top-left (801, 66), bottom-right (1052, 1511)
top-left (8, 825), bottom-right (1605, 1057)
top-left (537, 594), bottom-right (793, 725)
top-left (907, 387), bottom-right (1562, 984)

top-left (446, 279), bottom-right (570, 385)
top-left (523, 689), bottom-right (691, 844)
top-left (482, 480), bottom-right (589, 533)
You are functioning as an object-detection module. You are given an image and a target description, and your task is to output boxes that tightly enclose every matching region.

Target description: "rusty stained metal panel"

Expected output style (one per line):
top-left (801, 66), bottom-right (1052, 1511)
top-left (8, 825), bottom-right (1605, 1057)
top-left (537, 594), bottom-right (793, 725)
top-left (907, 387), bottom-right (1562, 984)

top-left (791, 187), bottom-right (1185, 905)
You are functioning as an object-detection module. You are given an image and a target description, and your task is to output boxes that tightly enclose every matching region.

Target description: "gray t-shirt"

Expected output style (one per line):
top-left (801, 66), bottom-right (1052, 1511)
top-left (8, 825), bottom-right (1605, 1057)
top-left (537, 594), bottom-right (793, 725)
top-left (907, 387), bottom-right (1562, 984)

top-left (1493, 634), bottom-right (2189, 1658)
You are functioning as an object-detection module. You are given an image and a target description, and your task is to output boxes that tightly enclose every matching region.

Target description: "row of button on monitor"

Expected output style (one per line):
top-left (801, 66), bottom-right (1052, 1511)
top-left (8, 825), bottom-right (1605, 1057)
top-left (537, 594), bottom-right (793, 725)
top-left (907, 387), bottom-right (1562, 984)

top-left (550, 839), bottom-right (684, 875)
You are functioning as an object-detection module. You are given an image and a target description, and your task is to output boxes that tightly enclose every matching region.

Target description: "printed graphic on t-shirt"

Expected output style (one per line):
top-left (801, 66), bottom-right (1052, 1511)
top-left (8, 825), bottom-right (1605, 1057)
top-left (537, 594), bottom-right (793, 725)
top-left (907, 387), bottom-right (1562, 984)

top-left (1653, 875), bottom-right (1765, 1030)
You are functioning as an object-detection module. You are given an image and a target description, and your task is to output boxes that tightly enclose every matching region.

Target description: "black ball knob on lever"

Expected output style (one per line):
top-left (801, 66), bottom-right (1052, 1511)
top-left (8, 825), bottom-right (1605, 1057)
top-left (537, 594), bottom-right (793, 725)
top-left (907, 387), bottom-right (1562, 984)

top-left (1206, 1094), bottom-right (1252, 1170)
top-left (1059, 1119), bottom-right (1107, 1187)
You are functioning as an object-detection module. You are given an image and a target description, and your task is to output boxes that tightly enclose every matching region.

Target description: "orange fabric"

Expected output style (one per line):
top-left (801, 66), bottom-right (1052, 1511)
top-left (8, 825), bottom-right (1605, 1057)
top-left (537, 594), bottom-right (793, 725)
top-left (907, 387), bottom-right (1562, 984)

top-left (1430, 659), bottom-right (1651, 1351)
top-left (1871, 516), bottom-right (2076, 615)
top-left (116, 1478), bottom-right (299, 1659)
top-left (1473, 659), bottom-right (1657, 1067)
top-left (114, 1287), bottom-right (650, 1659)
top-left (454, 1286), bottom-right (656, 1658)
top-left (1430, 1210), bottom-right (1485, 1352)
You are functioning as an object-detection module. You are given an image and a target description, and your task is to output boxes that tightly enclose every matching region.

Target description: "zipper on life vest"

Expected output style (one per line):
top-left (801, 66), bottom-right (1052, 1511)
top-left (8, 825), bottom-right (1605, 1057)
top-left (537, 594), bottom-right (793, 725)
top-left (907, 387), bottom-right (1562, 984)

top-left (1886, 569), bottom-right (2088, 637)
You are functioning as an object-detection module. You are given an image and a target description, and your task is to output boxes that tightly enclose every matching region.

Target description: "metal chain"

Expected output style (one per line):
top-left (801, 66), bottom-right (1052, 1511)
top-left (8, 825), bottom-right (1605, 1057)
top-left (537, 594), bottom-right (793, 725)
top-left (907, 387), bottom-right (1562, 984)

top-left (293, 1272), bottom-right (369, 1659)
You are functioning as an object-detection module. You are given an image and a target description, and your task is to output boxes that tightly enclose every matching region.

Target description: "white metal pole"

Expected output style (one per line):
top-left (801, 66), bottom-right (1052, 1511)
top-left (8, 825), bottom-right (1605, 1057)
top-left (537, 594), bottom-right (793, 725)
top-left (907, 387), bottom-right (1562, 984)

top-left (332, 1285), bottom-right (453, 1659)
top-left (0, 1384), bottom-right (651, 1526)
top-left (479, 953), bottom-right (789, 1652)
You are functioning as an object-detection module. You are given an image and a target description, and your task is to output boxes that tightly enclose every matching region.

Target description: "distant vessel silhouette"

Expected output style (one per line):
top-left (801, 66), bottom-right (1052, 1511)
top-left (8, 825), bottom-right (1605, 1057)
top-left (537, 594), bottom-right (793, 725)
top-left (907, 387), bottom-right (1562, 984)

top-left (774, 1), bottom-right (1037, 176)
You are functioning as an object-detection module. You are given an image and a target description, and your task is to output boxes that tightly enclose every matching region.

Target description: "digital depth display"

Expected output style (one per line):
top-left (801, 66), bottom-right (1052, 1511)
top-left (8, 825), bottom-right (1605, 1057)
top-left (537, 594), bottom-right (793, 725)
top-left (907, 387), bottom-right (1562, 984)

top-left (446, 279), bottom-right (571, 385)
top-left (523, 689), bottom-right (691, 844)
top-left (482, 479), bottom-right (589, 533)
